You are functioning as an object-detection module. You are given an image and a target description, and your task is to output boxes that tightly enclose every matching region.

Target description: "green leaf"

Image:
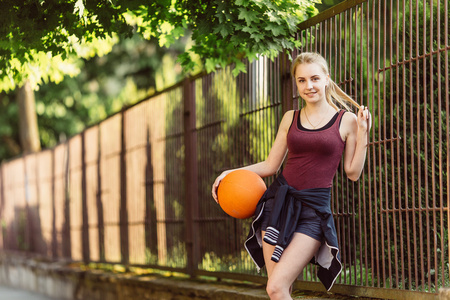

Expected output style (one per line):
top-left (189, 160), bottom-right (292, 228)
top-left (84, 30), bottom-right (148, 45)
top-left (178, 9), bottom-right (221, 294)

top-left (242, 26), bottom-right (257, 34)
top-left (238, 7), bottom-right (260, 26)
top-left (250, 33), bottom-right (264, 43)
top-left (172, 26), bottom-right (185, 38)
top-left (264, 23), bottom-right (285, 37)
top-left (235, 0), bottom-right (250, 7)
top-left (232, 60), bottom-right (246, 77)
top-left (216, 24), bottom-right (232, 38)
top-left (267, 11), bottom-right (281, 24)
top-left (205, 58), bottom-right (217, 73)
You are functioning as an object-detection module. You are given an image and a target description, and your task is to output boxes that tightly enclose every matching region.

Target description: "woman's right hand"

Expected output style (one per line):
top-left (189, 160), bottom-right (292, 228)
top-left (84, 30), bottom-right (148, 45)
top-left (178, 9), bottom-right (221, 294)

top-left (211, 170), bottom-right (232, 203)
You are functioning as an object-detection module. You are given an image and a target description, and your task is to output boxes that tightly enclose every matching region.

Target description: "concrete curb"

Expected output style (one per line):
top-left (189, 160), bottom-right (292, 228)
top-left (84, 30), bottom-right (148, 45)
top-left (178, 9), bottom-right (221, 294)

top-left (0, 252), bottom-right (269, 300)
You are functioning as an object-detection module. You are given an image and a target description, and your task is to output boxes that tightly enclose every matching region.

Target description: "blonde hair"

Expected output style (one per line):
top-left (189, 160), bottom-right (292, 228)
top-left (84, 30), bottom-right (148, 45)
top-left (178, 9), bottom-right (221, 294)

top-left (291, 52), bottom-right (360, 111)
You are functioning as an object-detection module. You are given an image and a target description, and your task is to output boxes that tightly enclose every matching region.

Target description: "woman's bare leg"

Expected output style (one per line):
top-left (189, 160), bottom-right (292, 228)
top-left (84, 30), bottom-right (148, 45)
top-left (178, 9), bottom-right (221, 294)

top-left (262, 231), bottom-right (321, 300)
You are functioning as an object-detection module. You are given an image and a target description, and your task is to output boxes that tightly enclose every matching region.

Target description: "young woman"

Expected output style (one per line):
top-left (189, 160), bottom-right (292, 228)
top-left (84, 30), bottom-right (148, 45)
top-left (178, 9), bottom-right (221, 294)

top-left (212, 52), bottom-right (371, 300)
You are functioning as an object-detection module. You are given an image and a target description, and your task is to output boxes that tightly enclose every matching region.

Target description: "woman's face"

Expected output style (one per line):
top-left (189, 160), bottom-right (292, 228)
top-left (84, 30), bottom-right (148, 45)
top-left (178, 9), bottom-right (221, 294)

top-left (294, 62), bottom-right (329, 105)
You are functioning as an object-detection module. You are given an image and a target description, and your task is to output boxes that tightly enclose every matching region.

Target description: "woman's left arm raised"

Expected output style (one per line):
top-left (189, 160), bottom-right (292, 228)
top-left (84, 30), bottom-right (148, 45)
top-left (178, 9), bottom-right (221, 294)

top-left (342, 105), bottom-right (372, 181)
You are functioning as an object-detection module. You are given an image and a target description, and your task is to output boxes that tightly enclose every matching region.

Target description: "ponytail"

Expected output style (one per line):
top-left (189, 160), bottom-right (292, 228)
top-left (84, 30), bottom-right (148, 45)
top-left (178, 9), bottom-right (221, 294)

top-left (326, 79), bottom-right (360, 111)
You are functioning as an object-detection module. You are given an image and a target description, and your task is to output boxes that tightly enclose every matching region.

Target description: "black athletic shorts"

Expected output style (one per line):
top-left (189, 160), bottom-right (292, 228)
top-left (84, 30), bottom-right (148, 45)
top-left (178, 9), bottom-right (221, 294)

top-left (260, 198), bottom-right (324, 243)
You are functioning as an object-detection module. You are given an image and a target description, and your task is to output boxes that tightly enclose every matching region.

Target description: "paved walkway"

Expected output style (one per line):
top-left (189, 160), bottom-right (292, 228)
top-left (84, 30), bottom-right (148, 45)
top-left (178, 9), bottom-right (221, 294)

top-left (0, 285), bottom-right (60, 300)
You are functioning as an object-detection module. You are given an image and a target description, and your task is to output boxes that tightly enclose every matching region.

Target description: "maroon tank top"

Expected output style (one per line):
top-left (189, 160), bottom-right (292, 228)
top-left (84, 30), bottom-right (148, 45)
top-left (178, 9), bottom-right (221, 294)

top-left (282, 109), bottom-right (346, 191)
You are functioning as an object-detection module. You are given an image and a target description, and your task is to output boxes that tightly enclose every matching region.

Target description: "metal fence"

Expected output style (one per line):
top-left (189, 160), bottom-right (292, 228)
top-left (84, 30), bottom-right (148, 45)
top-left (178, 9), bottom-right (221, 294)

top-left (0, 0), bottom-right (448, 299)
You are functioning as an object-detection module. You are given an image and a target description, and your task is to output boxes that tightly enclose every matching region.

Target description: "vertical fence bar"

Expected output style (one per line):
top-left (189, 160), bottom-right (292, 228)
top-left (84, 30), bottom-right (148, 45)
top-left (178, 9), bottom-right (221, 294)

top-left (350, 5), bottom-right (360, 283)
top-left (0, 164), bottom-right (3, 250)
top-left (393, 1), bottom-right (406, 287)
top-left (184, 78), bottom-right (199, 276)
top-left (120, 110), bottom-right (129, 265)
top-left (421, 0), bottom-right (427, 290)
top-left (375, 0), bottom-right (382, 288)
top-left (69, 135), bottom-right (83, 261)
top-left (0, 164), bottom-right (2, 219)
top-left (393, 0), bottom-right (399, 288)
top-left (375, 0), bottom-right (381, 288)
top-left (383, 0), bottom-right (390, 287)
top-left (414, 0), bottom-right (420, 287)
top-left (434, 0), bottom-right (441, 288)
top-left (365, 0), bottom-right (373, 287)
top-left (428, 0), bottom-right (434, 290)
top-left (400, 0), bottom-right (406, 288)
top-left (81, 132), bottom-right (90, 263)
top-left (436, 0), bottom-right (443, 292)
top-left (23, 156), bottom-right (30, 253)
top-left (308, 27), bottom-right (313, 52)
top-left (342, 18), bottom-right (349, 273)
top-left (354, 2), bottom-right (364, 285)
top-left (368, 0), bottom-right (376, 288)
top-left (405, 0), bottom-right (412, 289)
top-left (51, 149), bottom-right (58, 258)
top-left (280, 51), bottom-right (293, 113)
top-left (445, 0), bottom-right (450, 286)
top-left (406, 0), bottom-right (413, 288)
top-left (96, 129), bottom-right (105, 262)
top-left (63, 142), bottom-right (71, 259)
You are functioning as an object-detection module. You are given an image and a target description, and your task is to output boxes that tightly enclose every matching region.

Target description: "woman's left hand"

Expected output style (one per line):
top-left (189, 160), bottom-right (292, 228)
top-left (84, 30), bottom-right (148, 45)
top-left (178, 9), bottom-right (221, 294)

top-left (357, 105), bottom-right (372, 133)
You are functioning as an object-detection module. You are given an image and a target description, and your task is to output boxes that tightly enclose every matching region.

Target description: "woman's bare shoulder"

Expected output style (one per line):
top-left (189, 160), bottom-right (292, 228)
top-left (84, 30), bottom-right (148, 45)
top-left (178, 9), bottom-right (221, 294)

top-left (340, 110), bottom-right (358, 139)
top-left (341, 110), bottom-right (357, 124)
top-left (281, 110), bottom-right (295, 123)
top-left (278, 110), bottom-right (295, 131)
top-left (284, 109), bottom-right (296, 117)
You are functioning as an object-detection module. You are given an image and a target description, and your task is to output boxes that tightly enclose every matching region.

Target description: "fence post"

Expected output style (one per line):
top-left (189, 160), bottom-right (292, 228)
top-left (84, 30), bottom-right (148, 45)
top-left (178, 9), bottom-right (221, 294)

top-left (0, 164), bottom-right (3, 250)
top-left (280, 50), bottom-right (295, 112)
top-left (81, 132), bottom-right (90, 263)
top-left (0, 163), bottom-right (3, 251)
top-left (183, 78), bottom-right (199, 276)
top-left (62, 142), bottom-right (72, 258)
top-left (120, 109), bottom-right (129, 265)
top-left (23, 155), bottom-right (31, 253)
top-left (51, 149), bottom-right (57, 258)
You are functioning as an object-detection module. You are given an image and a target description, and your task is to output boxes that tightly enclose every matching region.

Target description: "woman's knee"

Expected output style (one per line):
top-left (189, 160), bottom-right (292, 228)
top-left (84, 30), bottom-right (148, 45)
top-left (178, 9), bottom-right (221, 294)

top-left (266, 278), bottom-right (290, 299)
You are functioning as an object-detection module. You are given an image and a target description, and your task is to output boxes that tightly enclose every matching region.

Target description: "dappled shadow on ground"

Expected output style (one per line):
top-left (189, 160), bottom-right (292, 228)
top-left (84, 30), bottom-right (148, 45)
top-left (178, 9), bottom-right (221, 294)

top-left (292, 290), bottom-right (381, 299)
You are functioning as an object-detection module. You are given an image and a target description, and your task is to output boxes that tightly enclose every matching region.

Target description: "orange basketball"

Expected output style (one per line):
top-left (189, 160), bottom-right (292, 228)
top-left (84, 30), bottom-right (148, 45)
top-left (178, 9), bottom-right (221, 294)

top-left (217, 170), bottom-right (267, 219)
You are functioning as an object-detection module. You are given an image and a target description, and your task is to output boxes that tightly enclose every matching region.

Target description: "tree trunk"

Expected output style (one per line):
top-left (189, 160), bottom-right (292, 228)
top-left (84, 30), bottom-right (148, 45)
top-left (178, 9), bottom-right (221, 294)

top-left (17, 80), bottom-right (41, 153)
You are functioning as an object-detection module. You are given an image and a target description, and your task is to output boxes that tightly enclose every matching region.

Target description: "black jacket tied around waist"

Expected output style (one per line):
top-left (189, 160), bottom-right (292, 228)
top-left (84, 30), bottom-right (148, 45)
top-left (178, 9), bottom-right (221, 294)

top-left (244, 174), bottom-right (342, 291)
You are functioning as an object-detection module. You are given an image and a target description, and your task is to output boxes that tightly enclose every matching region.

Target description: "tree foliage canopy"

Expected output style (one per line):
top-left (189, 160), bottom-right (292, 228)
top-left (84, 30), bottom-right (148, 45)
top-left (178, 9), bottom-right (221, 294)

top-left (0, 0), bottom-right (319, 91)
top-left (0, 0), bottom-right (320, 161)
